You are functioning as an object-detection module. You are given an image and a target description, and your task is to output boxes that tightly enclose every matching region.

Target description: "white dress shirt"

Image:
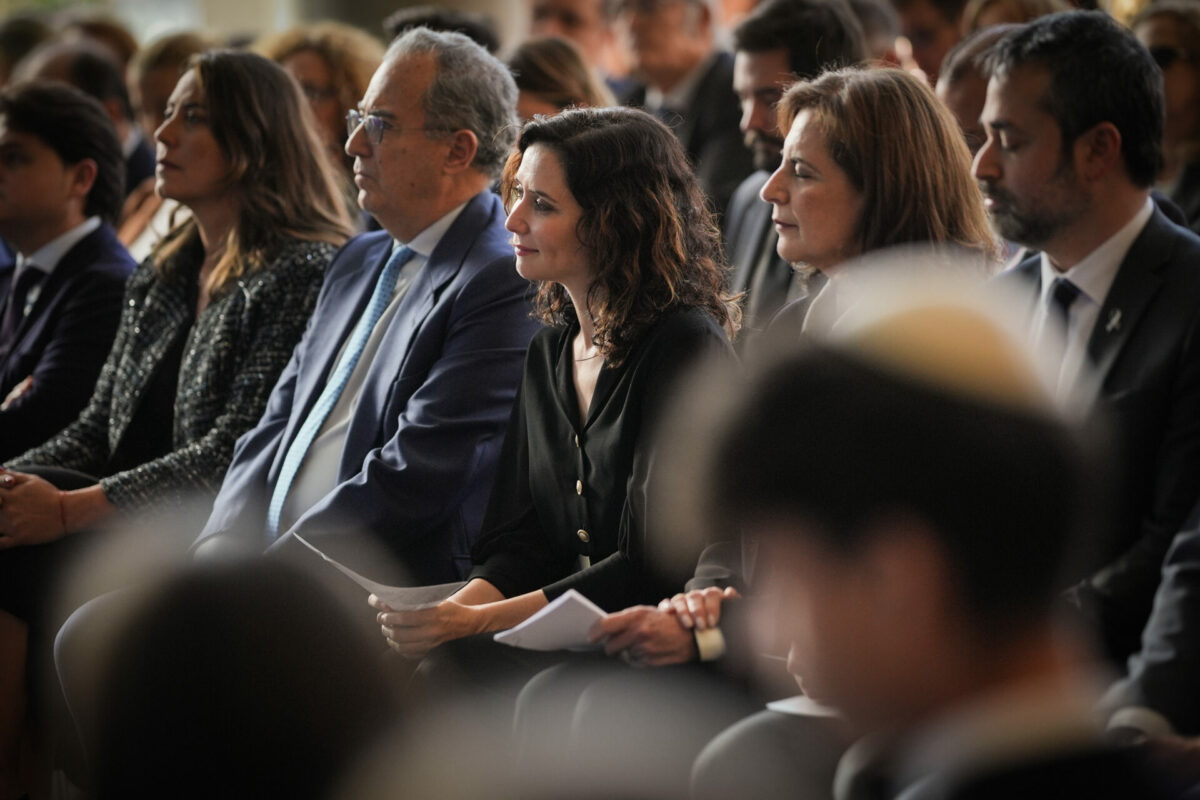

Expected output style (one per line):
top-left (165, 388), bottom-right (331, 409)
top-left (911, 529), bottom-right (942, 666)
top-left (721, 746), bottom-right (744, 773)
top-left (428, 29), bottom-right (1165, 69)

top-left (11, 216), bottom-right (102, 314)
top-left (1030, 198), bottom-right (1153, 398)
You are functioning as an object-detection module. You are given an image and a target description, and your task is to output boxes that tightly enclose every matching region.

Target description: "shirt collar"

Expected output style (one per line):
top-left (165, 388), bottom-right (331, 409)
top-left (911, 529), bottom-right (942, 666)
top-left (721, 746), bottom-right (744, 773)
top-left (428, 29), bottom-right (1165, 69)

top-left (1037, 197), bottom-right (1153, 308)
top-left (16, 216), bottom-right (102, 277)
top-left (395, 200), bottom-right (468, 260)
top-left (644, 52), bottom-right (717, 116)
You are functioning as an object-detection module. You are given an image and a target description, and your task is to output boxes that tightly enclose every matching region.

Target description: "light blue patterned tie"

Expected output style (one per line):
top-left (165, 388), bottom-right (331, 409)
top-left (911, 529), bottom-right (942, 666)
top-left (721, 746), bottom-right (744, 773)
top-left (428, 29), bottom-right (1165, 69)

top-left (265, 245), bottom-right (415, 540)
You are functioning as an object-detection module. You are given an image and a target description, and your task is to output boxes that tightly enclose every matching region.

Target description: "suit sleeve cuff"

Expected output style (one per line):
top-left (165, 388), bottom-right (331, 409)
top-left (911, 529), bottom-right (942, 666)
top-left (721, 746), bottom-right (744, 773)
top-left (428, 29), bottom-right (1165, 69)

top-left (694, 626), bottom-right (727, 662)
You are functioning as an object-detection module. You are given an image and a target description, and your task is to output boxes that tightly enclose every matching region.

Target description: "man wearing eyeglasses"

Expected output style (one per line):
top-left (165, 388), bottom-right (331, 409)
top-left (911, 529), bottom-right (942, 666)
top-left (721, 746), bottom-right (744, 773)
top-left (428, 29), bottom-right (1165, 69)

top-left (194, 28), bottom-right (539, 588)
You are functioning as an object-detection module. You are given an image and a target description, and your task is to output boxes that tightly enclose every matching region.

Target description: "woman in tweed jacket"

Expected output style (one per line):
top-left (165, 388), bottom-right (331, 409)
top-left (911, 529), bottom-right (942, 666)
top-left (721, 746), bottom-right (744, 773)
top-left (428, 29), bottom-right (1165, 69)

top-left (0, 51), bottom-right (350, 784)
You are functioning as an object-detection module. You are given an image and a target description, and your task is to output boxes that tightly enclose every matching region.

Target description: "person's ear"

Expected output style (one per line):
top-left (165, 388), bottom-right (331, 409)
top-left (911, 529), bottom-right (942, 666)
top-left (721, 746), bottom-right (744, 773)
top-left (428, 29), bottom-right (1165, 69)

top-left (66, 158), bottom-right (98, 208)
top-left (1074, 121), bottom-right (1122, 183)
top-left (861, 516), bottom-right (952, 634)
top-left (443, 129), bottom-right (479, 174)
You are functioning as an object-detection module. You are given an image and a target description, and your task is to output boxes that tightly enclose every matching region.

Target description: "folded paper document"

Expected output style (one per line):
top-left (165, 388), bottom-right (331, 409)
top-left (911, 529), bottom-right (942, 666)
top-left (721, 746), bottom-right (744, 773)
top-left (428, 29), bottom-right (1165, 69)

top-left (294, 534), bottom-right (464, 609)
top-left (493, 589), bottom-right (607, 651)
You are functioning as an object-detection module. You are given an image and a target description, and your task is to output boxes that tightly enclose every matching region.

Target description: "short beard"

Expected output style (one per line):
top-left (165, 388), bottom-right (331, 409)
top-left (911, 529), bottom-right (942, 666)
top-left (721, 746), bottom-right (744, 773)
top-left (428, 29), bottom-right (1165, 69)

top-left (745, 130), bottom-right (783, 173)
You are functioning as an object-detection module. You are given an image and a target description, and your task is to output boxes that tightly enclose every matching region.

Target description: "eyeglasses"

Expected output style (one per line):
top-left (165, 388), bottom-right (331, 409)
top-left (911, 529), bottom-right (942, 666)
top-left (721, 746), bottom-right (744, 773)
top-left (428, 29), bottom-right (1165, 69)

top-left (1149, 45), bottom-right (1191, 70)
top-left (345, 109), bottom-right (450, 146)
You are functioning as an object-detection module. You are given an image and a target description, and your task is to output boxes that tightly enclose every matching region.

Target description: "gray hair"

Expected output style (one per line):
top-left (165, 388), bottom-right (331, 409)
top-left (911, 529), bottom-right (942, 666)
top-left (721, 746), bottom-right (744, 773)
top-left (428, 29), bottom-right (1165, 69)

top-left (387, 27), bottom-right (518, 179)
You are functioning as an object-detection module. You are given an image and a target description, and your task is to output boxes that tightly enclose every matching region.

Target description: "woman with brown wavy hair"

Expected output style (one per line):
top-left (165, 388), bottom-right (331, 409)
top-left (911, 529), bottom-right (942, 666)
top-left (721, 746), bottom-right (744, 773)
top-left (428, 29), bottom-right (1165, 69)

top-left (372, 106), bottom-right (738, 656)
top-left (761, 66), bottom-right (995, 332)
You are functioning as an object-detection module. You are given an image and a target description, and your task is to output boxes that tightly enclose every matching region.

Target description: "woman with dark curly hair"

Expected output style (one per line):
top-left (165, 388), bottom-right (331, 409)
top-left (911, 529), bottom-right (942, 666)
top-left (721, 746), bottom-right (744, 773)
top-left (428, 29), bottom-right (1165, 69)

top-left (372, 106), bottom-right (738, 657)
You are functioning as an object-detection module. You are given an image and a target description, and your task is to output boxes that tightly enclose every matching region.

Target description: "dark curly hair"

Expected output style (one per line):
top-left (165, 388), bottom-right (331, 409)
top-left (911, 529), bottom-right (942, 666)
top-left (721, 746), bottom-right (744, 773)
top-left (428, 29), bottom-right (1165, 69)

top-left (501, 107), bottom-right (740, 365)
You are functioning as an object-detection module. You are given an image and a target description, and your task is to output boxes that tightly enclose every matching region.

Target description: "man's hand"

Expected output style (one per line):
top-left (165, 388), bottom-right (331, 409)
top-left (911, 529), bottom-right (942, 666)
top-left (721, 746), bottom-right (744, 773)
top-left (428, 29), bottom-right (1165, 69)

top-left (589, 605), bottom-right (698, 667)
top-left (659, 586), bottom-right (741, 629)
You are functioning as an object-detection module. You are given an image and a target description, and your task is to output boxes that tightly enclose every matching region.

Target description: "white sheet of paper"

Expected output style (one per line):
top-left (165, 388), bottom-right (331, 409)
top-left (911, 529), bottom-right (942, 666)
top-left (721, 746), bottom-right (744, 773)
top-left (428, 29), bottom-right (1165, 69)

top-left (493, 589), bottom-right (608, 651)
top-left (293, 534), bottom-right (464, 609)
top-left (766, 695), bottom-right (841, 718)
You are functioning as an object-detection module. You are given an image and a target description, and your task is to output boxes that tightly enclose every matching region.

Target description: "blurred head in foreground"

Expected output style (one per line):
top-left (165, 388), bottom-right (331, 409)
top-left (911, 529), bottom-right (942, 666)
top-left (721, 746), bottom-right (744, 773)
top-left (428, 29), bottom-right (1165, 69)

top-left (91, 559), bottom-right (397, 800)
top-left (711, 301), bottom-right (1101, 736)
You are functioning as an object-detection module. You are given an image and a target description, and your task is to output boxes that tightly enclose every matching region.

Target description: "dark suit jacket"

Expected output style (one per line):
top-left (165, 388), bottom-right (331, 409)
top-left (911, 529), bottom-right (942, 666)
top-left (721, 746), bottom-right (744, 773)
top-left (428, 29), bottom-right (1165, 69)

top-left (197, 191), bottom-right (540, 585)
top-left (0, 224), bottom-right (134, 461)
top-left (1103, 520), bottom-right (1200, 736)
top-left (993, 207), bottom-right (1200, 660)
top-left (623, 52), bottom-right (755, 221)
top-left (724, 170), bottom-right (795, 340)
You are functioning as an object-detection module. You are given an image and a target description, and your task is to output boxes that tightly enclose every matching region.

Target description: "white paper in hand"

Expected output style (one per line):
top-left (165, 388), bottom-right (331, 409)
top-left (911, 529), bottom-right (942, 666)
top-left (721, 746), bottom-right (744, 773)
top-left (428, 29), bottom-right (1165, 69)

top-left (293, 534), bottom-right (464, 609)
top-left (493, 589), bottom-right (607, 651)
top-left (765, 695), bottom-right (841, 718)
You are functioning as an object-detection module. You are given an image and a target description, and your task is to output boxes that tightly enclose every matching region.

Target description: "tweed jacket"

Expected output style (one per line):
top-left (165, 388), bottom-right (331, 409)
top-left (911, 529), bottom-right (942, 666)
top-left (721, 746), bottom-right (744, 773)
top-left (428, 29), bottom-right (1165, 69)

top-left (12, 236), bottom-right (333, 509)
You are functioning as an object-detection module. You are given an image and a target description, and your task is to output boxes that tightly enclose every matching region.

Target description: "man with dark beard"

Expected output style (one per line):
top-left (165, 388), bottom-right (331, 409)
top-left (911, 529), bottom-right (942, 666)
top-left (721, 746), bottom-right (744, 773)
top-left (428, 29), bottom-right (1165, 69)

top-left (980, 12), bottom-right (1200, 666)
top-left (722, 0), bottom-right (866, 340)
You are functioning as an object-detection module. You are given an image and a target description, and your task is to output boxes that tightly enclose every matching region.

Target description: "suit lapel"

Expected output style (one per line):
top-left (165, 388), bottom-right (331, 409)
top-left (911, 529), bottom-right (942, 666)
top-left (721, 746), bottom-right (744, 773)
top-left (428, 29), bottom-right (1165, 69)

top-left (338, 192), bottom-right (501, 472)
top-left (1084, 210), bottom-right (1171, 396)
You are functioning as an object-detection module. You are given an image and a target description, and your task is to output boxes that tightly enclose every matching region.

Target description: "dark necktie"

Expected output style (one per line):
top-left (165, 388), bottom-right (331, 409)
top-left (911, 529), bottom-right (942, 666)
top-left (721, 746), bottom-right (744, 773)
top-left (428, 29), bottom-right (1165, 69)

top-left (0, 266), bottom-right (42, 348)
top-left (1050, 276), bottom-right (1081, 327)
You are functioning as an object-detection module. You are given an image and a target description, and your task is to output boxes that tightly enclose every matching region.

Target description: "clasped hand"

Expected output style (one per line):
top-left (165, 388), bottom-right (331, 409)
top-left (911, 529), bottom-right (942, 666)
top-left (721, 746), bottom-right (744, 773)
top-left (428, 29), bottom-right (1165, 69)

top-left (369, 594), bottom-right (486, 659)
top-left (0, 469), bottom-right (65, 549)
top-left (587, 586), bottom-right (741, 667)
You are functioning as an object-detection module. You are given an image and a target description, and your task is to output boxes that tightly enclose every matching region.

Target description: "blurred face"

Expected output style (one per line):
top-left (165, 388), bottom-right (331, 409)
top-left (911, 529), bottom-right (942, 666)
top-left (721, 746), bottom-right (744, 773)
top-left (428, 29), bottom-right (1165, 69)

top-left (1136, 16), bottom-right (1200, 147)
top-left (755, 524), bottom-right (894, 731)
top-left (760, 109), bottom-right (863, 272)
top-left (899, 0), bottom-right (961, 81)
top-left (936, 70), bottom-right (988, 155)
top-left (505, 143), bottom-right (591, 291)
top-left (517, 91), bottom-right (563, 123)
top-left (531, 0), bottom-right (611, 67)
top-left (133, 64), bottom-right (182, 141)
top-left (0, 118), bottom-right (87, 251)
top-left (733, 48), bottom-right (792, 172)
top-left (973, 66), bottom-right (1087, 251)
top-left (282, 48), bottom-right (343, 152)
top-left (616, 0), bottom-right (710, 90)
top-left (155, 70), bottom-right (233, 209)
top-left (346, 53), bottom-right (450, 241)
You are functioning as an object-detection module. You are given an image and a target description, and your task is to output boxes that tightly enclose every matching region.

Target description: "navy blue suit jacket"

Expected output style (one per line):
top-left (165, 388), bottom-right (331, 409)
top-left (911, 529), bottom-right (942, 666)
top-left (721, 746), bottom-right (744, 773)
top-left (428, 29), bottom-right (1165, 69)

top-left (0, 225), bottom-right (134, 461)
top-left (196, 191), bottom-right (540, 584)
top-left (994, 207), bottom-right (1200, 660)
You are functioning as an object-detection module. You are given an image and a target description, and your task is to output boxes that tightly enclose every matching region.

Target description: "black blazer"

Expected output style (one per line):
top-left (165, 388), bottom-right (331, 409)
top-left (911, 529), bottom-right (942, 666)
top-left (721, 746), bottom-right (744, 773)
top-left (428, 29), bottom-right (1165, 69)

top-left (993, 207), bottom-right (1200, 660)
top-left (724, 170), bottom-right (795, 340)
top-left (622, 52), bottom-right (755, 221)
top-left (1102, 521), bottom-right (1200, 736)
top-left (0, 224), bottom-right (134, 461)
top-left (470, 306), bottom-right (735, 611)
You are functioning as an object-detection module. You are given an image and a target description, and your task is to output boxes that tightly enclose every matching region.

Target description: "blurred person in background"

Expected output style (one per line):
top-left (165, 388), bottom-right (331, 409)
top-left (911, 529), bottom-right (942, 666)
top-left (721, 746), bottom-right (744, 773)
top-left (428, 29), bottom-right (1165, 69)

top-left (0, 13), bottom-right (51, 87)
top-left (0, 50), bottom-right (350, 797)
top-left (15, 38), bottom-right (155, 200)
top-left (1133, 0), bottom-right (1200, 234)
top-left (255, 21), bottom-right (386, 228)
top-left (893, 0), bottom-right (967, 81)
top-left (960, 0), bottom-right (1069, 32)
top-left (936, 25), bottom-right (1017, 156)
top-left (383, 4), bottom-right (500, 52)
top-left (528, 0), bottom-right (633, 91)
top-left (847, 0), bottom-right (902, 64)
top-left (616, 0), bottom-right (755, 219)
top-left (507, 35), bottom-right (616, 121)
